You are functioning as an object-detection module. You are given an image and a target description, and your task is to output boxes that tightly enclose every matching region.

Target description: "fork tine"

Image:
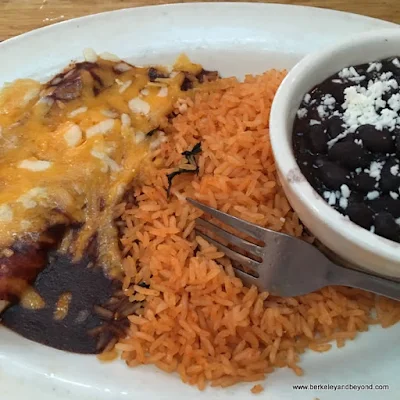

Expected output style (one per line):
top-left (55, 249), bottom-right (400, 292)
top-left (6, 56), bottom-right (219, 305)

top-left (196, 218), bottom-right (264, 257)
top-left (195, 230), bottom-right (261, 271)
top-left (232, 268), bottom-right (260, 288)
top-left (188, 198), bottom-right (265, 240)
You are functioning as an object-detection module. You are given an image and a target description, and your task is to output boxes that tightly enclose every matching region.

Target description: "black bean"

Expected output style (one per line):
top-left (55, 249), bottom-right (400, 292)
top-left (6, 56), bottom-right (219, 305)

top-left (381, 58), bottom-right (400, 75)
top-left (342, 133), bottom-right (356, 143)
top-left (314, 157), bottom-right (350, 189)
top-left (356, 125), bottom-right (395, 153)
top-left (395, 132), bottom-right (400, 154)
top-left (296, 116), bottom-right (310, 130)
top-left (368, 195), bottom-right (400, 218)
top-left (355, 63), bottom-right (368, 75)
top-left (306, 107), bottom-right (322, 122)
top-left (374, 211), bottom-right (400, 242)
top-left (380, 159), bottom-right (400, 193)
top-left (346, 202), bottom-right (374, 229)
top-left (328, 141), bottom-right (370, 169)
top-left (326, 116), bottom-right (344, 139)
top-left (319, 81), bottom-right (349, 105)
top-left (352, 173), bottom-right (377, 192)
top-left (307, 125), bottom-right (328, 153)
top-left (293, 131), bottom-right (308, 156)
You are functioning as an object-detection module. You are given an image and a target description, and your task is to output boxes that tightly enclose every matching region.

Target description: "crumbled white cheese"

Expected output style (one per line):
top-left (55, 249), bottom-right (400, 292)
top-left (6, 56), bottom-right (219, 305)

top-left (116, 183), bottom-right (127, 198)
top-left (366, 161), bottom-right (384, 181)
top-left (355, 167), bottom-right (362, 174)
top-left (342, 74), bottom-right (400, 132)
top-left (121, 113), bottom-right (131, 128)
top-left (18, 188), bottom-right (47, 209)
top-left (0, 204), bottom-right (13, 222)
top-left (379, 72), bottom-right (393, 81)
top-left (68, 106), bottom-right (88, 118)
top-left (91, 149), bottom-right (121, 173)
top-left (83, 48), bottom-right (98, 63)
top-left (367, 62), bottom-right (382, 73)
top-left (393, 58), bottom-right (400, 68)
top-left (303, 93), bottom-right (311, 104)
top-left (140, 88), bottom-right (150, 96)
top-left (101, 109), bottom-right (119, 118)
top-left (390, 191), bottom-right (399, 200)
top-left (35, 95), bottom-right (54, 112)
top-left (388, 93), bottom-right (400, 112)
top-left (86, 119), bottom-right (115, 138)
top-left (99, 52), bottom-right (120, 62)
top-left (129, 97), bottom-right (150, 115)
top-left (338, 68), bottom-right (351, 79)
top-left (64, 124), bottom-right (83, 147)
top-left (135, 131), bottom-right (146, 144)
top-left (323, 191), bottom-right (331, 199)
top-left (157, 87), bottom-right (168, 97)
top-left (339, 67), bottom-right (360, 79)
top-left (349, 75), bottom-right (366, 83)
top-left (390, 165), bottom-right (399, 176)
top-left (19, 159), bottom-right (52, 172)
top-left (354, 138), bottom-right (363, 146)
top-left (317, 105), bottom-right (328, 119)
top-left (327, 131), bottom-right (349, 148)
top-left (22, 87), bottom-right (40, 107)
top-left (366, 190), bottom-right (380, 200)
top-left (340, 184), bottom-right (351, 198)
top-left (339, 197), bottom-right (348, 209)
top-left (114, 62), bottom-right (132, 72)
top-left (322, 94), bottom-right (336, 108)
top-left (370, 225), bottom-right (376, 233)
top-left (297, 108), bottom-right (307, 119)
top-left (150, 132), bottom-right (167, 150)
top-left (119, 80), bottom-right (132, 94)
top-left (328, 192), bottom-right (336, 205)
top-left (374, 97), bottom-right (386, 109)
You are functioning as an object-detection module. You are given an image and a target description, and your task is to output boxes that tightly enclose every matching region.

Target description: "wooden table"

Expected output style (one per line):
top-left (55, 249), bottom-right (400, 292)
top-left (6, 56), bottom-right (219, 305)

top-left (0, 0), bottom-right (399, 42)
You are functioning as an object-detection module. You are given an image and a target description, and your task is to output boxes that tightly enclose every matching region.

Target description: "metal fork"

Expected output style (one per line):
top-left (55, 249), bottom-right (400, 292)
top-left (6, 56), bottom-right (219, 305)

top-left (188, 199), bottom-right (400, 301)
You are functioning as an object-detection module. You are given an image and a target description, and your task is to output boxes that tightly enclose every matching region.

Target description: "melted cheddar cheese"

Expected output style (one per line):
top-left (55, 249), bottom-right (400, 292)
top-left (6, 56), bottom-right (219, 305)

top-left (0, 53), bottom-right (203, 278)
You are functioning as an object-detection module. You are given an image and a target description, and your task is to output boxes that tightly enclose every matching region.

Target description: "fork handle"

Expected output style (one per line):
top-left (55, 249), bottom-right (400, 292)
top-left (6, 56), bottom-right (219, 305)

top-left (330, 263), bottom-right (400, 301)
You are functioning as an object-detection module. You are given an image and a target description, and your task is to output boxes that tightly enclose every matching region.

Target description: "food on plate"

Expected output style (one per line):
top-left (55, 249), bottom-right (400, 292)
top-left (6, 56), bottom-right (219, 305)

top-left (0, 51), bottom-right (218, 352)
top-left (0, 51), bottom-right (399, 389)
top-left (293, 57), bottom-right (400, 242)
top-left (115, 71), bottom-right (399, 389)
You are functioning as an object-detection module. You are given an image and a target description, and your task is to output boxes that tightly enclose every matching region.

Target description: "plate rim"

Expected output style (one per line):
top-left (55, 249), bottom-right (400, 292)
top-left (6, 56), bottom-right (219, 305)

top-left (1, 2), bottom-right (397, 48)
top-left (0, 3), bottom-right (399, 400)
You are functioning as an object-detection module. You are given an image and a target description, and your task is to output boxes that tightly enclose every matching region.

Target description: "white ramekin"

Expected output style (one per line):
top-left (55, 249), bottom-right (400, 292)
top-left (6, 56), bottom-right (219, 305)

top-left (270, 28), bottom-right (400, 279)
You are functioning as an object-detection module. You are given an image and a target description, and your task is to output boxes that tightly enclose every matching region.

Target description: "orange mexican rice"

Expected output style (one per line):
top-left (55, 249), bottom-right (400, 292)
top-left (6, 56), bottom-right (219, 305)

top-left (115, 71), bottom-right (400, 390)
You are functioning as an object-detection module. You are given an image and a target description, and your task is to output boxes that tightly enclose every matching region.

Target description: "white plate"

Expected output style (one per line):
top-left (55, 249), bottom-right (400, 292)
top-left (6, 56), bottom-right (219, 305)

top-left (0, 3), bottom-right (399, 400)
